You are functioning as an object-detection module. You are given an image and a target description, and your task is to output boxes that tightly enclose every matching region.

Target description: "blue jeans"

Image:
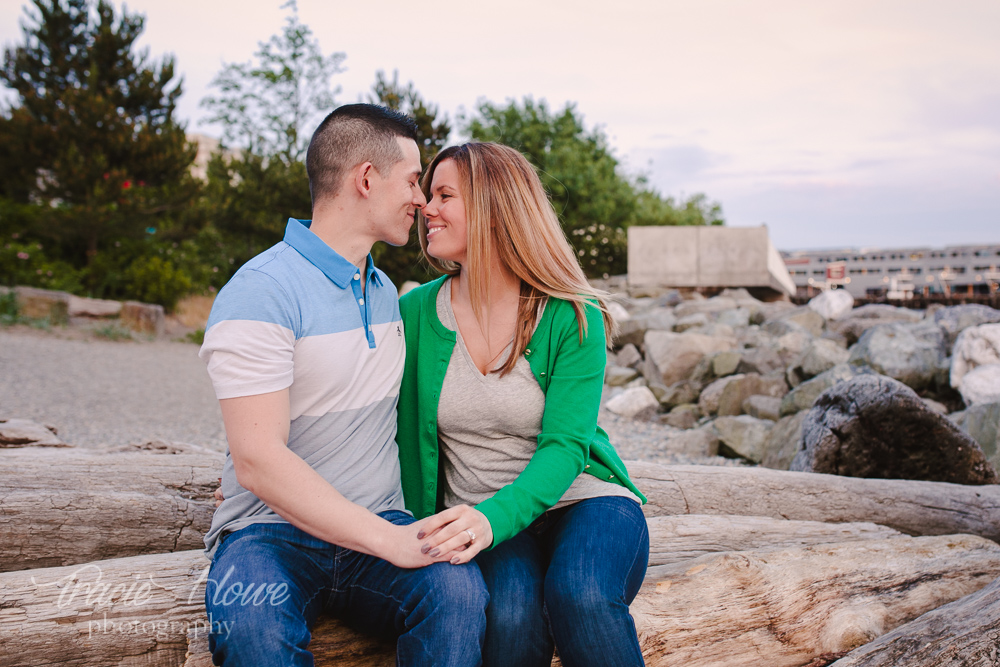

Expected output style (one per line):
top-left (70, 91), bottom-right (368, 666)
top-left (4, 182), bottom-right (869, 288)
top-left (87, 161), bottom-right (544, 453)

top-left (475, 496), bottom-right (649, 667)
top-left (205, 511), bottom-right (488, 667)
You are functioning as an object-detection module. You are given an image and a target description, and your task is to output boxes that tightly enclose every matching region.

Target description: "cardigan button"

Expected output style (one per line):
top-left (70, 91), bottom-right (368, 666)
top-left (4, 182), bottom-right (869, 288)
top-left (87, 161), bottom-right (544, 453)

top-left (608, 474), bottom-right (615, 479)
top-left (585, 464), bottom-right (590, 469)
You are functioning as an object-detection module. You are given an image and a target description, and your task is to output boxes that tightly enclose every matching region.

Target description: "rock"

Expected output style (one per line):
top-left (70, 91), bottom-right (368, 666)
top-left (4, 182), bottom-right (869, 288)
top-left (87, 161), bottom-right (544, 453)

top-left (662, 404), bottom-right (701, 429)
top-left (711, 350), bottom-right (743, 377)
top-left (950, 323), bottom-right (1000, 388)
top-left (0, 419), bottom-right (68, 448)
top-left (713, 415), bottom-right (774, 463)
top-left (743, 395), bottom-right (782, 421)
top-left (120, 301), bottom-right (165, 336)
top-left (831, 304), bottom-right (921, 345)
top-left (398, 280), bottom-right (421, 297)
top-left (656, 380), bottom-right (700, 409)
top-left (717, 373), bottom-right (788, 416)
top-left (615, 318), bottom-right (648, 347)
top-left (644, 331), bottom-right (735, 388)
top-left (736, 345), bottom-right (786, 376)
top-left (780, 363), bottom-right (871, 416)
top-left (674, 313), bottom-right (709, 332)
top-left (808, 289), bottom-right (854, 320)
top-left (674, 296), bottom-right (738, 319)
top-left (776, 329), bottom-right (814, 365)
top-left (636, 308), bottom-right (677, 332)
top-left (848, 321), bottom-right (947, 392)
top-left (920, 398), bottom-right (949, 415)
top-left (605, 386), bottom-right (659, 420)
top-left (699, 374), bottom-right (746, 416)
top-left (67, 295), bottom-right (122, 318)
top-left (791, 374), bottom-right (999, 484)
top-left (934, 304), bottom-right (1000, 347)
top-left (615, 307), bottom-right (677, 347)
top-left (951, 402), bottom-right (1000, 472)
top-left (13, 286), bottom-right (70, 324)
top-left (606, 300), bottom-right (631, 324)
top-left (787, 338), bottom-right (851, 386)
top-left (662, 426), bottom-right (720, 457)
top-left (958, 364), bottom-right (1000, 406)
top-left (761, 412), bottom-right (808, 470)
top-left (767, 306), bottom-right (826, 337)
top-left (717, 308), bottom-right (751, 328)
top-left (605, 365), bottom-right (639, 387)
top-left (615, 343), bottom-right (642, 368)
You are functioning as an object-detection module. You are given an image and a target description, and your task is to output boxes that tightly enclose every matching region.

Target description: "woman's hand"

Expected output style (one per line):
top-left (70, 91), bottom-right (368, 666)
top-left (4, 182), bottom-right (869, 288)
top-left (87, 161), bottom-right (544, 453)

top-left (214, 478), bottom-right (224, 508)
top-left (416, 505), bottom-right (494, 565)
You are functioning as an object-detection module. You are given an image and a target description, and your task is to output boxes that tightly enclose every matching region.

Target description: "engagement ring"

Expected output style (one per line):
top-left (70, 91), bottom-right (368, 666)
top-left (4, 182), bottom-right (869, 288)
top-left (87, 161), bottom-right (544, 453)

top-left (465, 529), bottom-right (476, 544)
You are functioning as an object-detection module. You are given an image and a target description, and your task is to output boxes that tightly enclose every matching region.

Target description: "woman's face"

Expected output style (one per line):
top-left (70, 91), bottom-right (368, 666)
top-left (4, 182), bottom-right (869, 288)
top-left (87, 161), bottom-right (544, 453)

top-left (423, 159), bottom-right (468, 265)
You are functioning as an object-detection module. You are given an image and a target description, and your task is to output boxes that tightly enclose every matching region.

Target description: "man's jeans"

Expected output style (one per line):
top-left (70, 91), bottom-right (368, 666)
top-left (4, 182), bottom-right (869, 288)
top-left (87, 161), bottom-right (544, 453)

top-left (475, 496), bottom-right (649, 667)
top-left (205, 511), bottom-right (488, 667)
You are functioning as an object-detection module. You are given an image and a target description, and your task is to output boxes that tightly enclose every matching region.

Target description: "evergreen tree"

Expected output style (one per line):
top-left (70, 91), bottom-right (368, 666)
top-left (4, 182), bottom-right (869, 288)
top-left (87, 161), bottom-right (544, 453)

top-left (0, 0), bottom-right (199, 267)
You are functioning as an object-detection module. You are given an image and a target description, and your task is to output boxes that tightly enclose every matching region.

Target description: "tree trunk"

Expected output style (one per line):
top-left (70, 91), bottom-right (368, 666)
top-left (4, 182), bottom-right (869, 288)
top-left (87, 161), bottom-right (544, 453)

top-left (829, 574), bottom-right (1000, 667)
top-left (3, 534), bottom-right (998, 667)
top-left (632, 462), bottom-right (1000, 542)
top-left (0, 449), bottom-right (222, 572)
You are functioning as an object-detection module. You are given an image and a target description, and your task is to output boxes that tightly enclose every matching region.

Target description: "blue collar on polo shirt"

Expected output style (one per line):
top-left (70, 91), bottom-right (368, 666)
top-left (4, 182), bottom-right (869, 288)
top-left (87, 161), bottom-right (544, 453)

top-left (283, 218), bottom-right (384, 289)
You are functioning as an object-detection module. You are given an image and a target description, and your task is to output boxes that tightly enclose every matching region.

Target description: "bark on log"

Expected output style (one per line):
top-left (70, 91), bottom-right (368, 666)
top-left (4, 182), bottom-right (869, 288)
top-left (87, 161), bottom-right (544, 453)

top-left (632, 462), bottom-right (1000, 542)
top-left (0, 449), bottom-right (222, 572)
top-left (3, 534), bottom-right (998, 667)
top-left (829, 574), bottom-right (1000, 667)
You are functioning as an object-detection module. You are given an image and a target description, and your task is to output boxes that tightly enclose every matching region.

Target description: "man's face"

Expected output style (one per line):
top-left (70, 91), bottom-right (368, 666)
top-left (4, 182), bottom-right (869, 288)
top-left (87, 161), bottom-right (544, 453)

top-left (369, 137), bottom-right (426, 247)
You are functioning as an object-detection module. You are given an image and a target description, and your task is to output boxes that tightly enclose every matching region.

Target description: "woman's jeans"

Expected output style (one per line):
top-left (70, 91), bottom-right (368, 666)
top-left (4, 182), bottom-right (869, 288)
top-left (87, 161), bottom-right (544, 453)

top-left (475, 495), bottom-right (649, 667)
top-left (205, 511), bottom-right (488, 667)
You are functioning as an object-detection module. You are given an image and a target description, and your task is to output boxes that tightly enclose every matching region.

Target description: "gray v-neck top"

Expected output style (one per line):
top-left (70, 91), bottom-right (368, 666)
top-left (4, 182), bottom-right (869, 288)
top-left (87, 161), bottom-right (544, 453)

top-left (435, 278), bottom-right (639, 511)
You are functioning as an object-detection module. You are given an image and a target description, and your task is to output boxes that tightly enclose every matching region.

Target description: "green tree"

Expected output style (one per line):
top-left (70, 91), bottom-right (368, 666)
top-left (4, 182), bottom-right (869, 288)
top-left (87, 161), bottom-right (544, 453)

top-left (200, 0), bottom-right (344, 163)
top-left (463, 97), bottom-right (724, 277)
top-left (0, 0), bottom-right (199, 271)
top-left (368, 70), bottom-right (452, 284)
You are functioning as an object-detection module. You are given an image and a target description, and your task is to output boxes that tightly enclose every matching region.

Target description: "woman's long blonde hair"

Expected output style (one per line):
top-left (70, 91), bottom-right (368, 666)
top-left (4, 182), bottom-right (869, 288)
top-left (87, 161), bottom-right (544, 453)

top-left (417, 142), bottom-right (615, 376)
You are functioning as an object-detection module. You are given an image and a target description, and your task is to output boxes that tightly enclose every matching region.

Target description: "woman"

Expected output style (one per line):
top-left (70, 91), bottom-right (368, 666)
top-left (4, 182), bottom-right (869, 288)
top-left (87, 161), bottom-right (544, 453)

top-left (396, 142), bottom-right (649, 667)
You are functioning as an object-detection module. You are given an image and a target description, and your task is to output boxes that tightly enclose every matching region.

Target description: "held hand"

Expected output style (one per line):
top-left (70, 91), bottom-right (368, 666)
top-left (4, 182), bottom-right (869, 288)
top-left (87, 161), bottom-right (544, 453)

top-left (214, 478), bottom-right (224, 508)
top-left (416, 505), bottom-right (494, 565)
top-left (379, 517), bottom-right (457, 569)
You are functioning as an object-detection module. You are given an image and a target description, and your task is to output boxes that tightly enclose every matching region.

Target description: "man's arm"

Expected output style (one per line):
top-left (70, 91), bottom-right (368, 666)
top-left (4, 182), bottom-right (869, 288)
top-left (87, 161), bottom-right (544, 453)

top-left (220, 389), bottom-right (441, 569)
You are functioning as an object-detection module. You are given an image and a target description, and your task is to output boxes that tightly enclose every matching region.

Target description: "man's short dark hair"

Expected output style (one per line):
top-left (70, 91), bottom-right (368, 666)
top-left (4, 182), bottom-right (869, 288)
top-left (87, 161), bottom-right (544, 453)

top-left (306, 104), bottom-right (419, 206)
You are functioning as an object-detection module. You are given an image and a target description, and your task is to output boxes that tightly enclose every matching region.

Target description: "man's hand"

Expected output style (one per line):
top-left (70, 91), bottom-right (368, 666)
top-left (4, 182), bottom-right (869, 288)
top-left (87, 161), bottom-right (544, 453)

top-left (214, 479), bottom-right (223, 508)
top-left (416, 505), bottom-right (494, 565)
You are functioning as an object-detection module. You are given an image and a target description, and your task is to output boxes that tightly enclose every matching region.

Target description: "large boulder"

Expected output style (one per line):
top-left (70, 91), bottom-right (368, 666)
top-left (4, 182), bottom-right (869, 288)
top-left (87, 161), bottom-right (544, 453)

top-left (13, 286), bottom-right (70, 325)
top-left (847, 320), bottom-right (947, 392)
top-left (604, 386), bottom-right (659, 420)
top-left (765, 307), bottom-right (826, 337)
top-left (957, 364), bottom-right (1000, 406)
top-left (716, 373), bottom-right (788, 416)
top-left (934, 304), bottom-right (1000, 347)
top-left (0, 419), bottom-right (67, 448)
top-left (807, 289), bottom-right (854, 321)
top-left (760, 411), bottom-right (808, 470)
top-left (644, 331), bottom-right (734, 388)
top-left (950, 402), bottom-right (1000, 472)
top-left (951, 323), bottom-right (1000, 388)
top-left (742, 395), bottom-right (782, 421)
top-left (830, 304), bottom-right (921, 345)
top-left (614, 307), bottom-right (677, 347)
top-left (661, 425), bottom-right (720, 457)
top-left (673, 295), bottom-right (738, 319)
top-left (698, 374), bottom-right (745, 416)
top-left (68, 295), bottom-right (122, 318)
top-left (780, 363), bottom-right (872, 416)
top-left (786, 338), bottom-right (850, 387)
top-left (120, 301), bottom-right (165, 336)
top-left (790, 374), bottom-right (998, 484)
top-left (713, 415), bottom-right (773, 463)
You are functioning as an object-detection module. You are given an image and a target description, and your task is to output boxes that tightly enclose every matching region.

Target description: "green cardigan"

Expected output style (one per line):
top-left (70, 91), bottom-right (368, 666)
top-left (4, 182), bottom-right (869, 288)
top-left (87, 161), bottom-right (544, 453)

top-left (396, 276), bottom-right (646, 548)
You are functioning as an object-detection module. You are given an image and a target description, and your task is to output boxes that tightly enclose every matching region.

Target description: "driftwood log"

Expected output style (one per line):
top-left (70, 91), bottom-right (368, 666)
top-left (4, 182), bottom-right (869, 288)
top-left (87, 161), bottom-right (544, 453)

top-left (3, 534), bottom-right (998, 667)
top-left (830, 574), bottom-right (1000, 666)
top-left (632, 462), bottom-right (1000, 542)
top-left (0, 448), bottom-right (222, 571)
top-left (5, 451), bottom-right (999, 573)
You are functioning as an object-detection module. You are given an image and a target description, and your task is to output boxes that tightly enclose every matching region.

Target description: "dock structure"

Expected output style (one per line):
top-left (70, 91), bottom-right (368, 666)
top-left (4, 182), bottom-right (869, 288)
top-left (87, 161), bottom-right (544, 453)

top-left (627, 225), bottom-right (796, 300)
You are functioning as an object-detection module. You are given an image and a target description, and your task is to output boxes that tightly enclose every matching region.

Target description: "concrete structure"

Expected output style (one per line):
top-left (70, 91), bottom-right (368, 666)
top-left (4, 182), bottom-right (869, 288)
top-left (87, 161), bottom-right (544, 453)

top-left (628, 226), bottom-right (796, 298)
top-left (781, 244), bottom-right (1000, 299)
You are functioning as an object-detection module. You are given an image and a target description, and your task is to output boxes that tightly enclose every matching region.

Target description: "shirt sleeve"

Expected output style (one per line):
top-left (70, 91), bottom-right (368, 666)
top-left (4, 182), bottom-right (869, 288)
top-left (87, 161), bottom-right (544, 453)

top-left (474, 300), bottom-right (607, 546)
top-left (199, 269), bottom-right (298, 400)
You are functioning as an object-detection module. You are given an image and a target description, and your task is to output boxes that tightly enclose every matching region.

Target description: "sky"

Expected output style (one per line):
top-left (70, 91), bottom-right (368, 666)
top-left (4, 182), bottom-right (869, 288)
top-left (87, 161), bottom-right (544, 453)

top-left (2, 0), bottom-right (998, 252)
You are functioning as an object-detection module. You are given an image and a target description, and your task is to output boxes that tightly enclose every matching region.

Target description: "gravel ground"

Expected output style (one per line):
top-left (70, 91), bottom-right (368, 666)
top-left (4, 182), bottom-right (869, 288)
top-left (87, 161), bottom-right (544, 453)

top-left (1, 325), bottom-right (743, 465)
top-left (0, 327), bottom-right (227, 450)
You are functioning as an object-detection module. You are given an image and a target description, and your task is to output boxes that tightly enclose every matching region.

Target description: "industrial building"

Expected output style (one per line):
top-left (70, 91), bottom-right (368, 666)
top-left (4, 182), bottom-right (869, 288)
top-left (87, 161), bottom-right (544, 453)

top-left (781, 244), bottom-right (1000, 299)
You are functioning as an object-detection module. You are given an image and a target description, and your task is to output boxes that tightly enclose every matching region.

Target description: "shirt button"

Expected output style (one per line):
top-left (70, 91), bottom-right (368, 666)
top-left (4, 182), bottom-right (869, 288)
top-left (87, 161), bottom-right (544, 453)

top-left (358, 298), bottom-right (364, 305)
top-left (354, 273), bottom-right (361, 281)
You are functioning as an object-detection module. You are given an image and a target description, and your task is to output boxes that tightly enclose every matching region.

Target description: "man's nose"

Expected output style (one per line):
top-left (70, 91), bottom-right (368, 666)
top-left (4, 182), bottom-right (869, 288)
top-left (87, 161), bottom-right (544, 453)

top-left (413, 188), bottom-right (427, 209)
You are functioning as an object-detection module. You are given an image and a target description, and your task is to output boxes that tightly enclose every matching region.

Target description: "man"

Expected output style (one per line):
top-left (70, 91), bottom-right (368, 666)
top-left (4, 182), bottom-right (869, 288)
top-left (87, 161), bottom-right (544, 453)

top-left (199, 104), bottom-right (487, 666)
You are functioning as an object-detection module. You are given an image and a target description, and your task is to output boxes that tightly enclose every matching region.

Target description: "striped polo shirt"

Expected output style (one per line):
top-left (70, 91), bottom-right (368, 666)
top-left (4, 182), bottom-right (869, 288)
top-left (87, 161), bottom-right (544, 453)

top-left (199, 218), bottom-right (408, 555)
